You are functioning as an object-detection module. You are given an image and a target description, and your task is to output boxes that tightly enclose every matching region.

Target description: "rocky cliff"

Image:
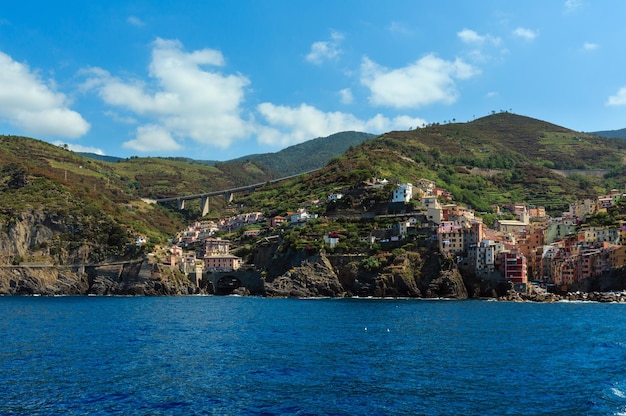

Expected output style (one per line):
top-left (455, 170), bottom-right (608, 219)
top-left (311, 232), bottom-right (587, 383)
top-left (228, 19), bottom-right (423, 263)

top-left (264, 249), bottom-right (470, 299)
top-left (264, 253), bottom-right (346, 297)
top-left (0, 261), bottom-right (200, 296)
top-left (0, 207), bottom-right (200, 295)
top-left (0, 207), bottom-right (135, 266)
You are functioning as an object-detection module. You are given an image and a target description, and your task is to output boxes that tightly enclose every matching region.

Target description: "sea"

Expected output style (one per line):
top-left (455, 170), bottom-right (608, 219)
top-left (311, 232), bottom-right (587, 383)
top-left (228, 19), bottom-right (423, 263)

top-left (2, 296), bottom-right (626, 416)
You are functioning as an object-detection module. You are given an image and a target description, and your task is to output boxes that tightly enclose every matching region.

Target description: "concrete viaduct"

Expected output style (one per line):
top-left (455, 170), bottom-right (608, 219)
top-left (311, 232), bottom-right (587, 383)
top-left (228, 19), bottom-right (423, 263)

top-left (155, 169), bottom-right (319, 216)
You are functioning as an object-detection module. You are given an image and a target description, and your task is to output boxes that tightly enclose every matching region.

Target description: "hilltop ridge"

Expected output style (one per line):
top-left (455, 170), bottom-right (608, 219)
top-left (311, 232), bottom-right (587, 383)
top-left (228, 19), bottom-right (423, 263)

top-left (592, 127), bottom-right (626, 140)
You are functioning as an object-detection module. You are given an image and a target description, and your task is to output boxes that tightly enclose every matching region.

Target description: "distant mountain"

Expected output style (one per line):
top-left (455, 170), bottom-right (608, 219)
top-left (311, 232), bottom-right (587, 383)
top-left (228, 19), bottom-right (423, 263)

top-left (77, 152), bottom-right (125, 163)
top-left (79, 131), bottom-right (377, 178)
top-left (227, 131), bottom-right (377, 177)
top-left (592, 128), bottom-right (626, 140)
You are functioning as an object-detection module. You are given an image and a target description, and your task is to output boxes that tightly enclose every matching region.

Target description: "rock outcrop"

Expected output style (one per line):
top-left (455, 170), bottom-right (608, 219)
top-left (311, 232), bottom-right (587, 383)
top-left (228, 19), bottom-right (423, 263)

top-left (0, 206), bottom-right (202, 296)
top-left (264, 249), bottom-right (470, 299)
top-left (499, 290), bottom-right (626, 303)
top-left (0, 261), bottom-right (200, 296)
top-left (0, 267), bottom-right (90, 295)
top-left (264, 254), bottom-right (346, 297)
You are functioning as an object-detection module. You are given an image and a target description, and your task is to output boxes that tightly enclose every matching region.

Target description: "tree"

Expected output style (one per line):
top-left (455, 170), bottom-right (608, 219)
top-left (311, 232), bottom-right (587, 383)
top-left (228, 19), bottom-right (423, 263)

top-left (3, 163), bottom-right (28, 189)
top-left (429, 148), bottom-right (441, 165)
top-left (361, 256), bottom-right (381, 272)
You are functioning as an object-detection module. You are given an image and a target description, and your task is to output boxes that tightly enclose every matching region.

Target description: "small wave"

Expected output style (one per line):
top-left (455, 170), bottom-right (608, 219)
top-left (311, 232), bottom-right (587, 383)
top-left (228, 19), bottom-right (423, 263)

top-left (613, 388), bottom-right (626, 399)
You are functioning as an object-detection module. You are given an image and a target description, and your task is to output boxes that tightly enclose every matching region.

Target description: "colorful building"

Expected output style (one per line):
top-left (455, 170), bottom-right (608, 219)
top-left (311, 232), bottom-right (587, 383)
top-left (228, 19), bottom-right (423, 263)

top-left (203, 238), bottom-right (241, 271)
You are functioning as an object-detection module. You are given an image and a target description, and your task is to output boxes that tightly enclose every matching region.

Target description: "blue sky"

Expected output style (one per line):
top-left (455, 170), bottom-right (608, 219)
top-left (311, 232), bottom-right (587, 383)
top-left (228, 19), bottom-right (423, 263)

top-left (1, 1), bottom-right (625, 160)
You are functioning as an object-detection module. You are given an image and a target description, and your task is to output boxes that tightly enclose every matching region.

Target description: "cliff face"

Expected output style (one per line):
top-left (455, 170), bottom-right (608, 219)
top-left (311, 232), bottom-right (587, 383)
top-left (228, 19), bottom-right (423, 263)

top-left (0, 209), bottom-right (64, 263)
top-left (264, 249), bottom-right (469, 299)
top-left (0, 261), bottom-right (200, 296)
top-left (0, 207), bottom-right (197, 295)
top-left (0, 208), bottom-right (134, 266)
top-left (0, 267), bottom-right (89, 295)
top-left (264, 254), bottom-right (346, 297)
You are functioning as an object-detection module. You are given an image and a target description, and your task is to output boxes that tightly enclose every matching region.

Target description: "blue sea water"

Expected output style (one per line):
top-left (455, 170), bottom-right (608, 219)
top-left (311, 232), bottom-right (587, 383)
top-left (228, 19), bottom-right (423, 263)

top-left (2, 297), bottom-right (626, 415)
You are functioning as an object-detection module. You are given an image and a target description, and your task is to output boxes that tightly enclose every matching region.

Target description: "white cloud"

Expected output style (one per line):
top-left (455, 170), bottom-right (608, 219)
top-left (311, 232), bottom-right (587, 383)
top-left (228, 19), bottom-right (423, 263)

top-left (305, 31), bottom-right (344, 65)
top-left (388, 21), bottom-right (412, 35)
top-left (0, 51), bottom-right (90, 138)
top-left (359, 54), bottom-right (479, 109)
top-left (486, 91), bottom-right (499, 98)
top-left (339, 88), bottom-right (353, 104)
top-left (564, 0), bottom-right (582, 13)
top-left (457, 29), bottom-right (503, 62)
top-left (607, 87), bottom-right (626, 106)
top-left (81, 38), bottom-right (251, 153)
top-left (513, 27), bottom-right (538, 41)
top-left (127, 16), bottom-right (145, 27)
top-left (458, 28), bottom-right (502, 47)
top-left (53, 141), bottom-right (105, 155)
top-left (103, 110), bottom-right (137, 124)
top-left (457, 29), bottom-right (501, 47)
top-left (582, 41), bottom-right (598, 51)
top-left (123, 124), bottom-right (181, 152)
top-left (255, 102), bottom-right (425, 147)
top-left (364, 113), bottom-right (427, 131)
top-left (458, 28), bottom-right (484, 45)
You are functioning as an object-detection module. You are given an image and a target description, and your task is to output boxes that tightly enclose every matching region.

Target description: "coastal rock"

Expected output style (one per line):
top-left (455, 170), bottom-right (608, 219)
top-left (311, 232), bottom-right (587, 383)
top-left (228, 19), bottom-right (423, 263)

top-left (0, 261), bottom-right (200, 296)
top-left (265, 254), bottom-right (346, 297)
top-left (0, 267), bottom-right (88, 296)
top-left (425, 269), bottom-right (468, 299)
top-left (265, 249), bottom-right (470, 299)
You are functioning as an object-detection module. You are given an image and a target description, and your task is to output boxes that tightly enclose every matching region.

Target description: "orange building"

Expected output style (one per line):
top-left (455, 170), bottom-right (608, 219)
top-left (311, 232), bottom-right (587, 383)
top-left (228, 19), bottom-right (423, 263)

top-left (609, 245), bottom-right (626, 269)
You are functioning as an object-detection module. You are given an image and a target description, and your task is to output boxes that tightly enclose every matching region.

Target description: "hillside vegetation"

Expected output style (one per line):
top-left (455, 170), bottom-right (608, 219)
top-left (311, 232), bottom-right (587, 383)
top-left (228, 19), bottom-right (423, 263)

top-left (0, 137), bottom-right (185, 247)
top-left (236, 113), bottom-right (626, 215)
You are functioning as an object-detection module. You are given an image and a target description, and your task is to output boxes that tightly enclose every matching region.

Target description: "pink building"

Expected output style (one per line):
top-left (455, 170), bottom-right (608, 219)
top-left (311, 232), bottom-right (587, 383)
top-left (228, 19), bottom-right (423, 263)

top-left (438, 221), bottom-right (484, 255)
top-left (169, 245), bottom-right (184, 266)
top-left (203, 238), bottom-right (241, 271)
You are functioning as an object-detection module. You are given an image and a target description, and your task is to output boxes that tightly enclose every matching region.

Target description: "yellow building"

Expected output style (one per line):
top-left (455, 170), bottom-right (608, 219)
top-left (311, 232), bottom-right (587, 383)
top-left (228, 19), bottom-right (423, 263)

top-left (609, 245), bottom-right (626, 269)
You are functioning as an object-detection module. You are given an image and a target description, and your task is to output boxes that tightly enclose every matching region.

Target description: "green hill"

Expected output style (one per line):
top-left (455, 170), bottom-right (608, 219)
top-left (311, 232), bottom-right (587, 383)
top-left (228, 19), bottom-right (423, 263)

top-left (228, 131), bottom-right (377, 177)
top-left (0, 130), bottom-right (373, 265)
top-left (592, 128), bottom-right (626, 140)
top-left (236, 113), bottom-right (626, 215)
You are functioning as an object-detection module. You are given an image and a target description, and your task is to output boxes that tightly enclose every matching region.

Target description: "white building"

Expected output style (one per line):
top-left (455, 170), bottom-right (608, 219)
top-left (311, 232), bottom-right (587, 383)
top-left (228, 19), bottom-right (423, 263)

top-left (475, 240), bottom-right (498, 273)
top-left (290, 210), bottom-right (318, 224)
top-left (392, 183), bottom-right (413, 203)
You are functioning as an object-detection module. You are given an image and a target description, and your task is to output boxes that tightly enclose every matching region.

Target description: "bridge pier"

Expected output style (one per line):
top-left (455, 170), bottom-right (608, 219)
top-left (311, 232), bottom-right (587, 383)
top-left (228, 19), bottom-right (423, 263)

top-left (225, 192), bottom-right (234, 205)
top-left (201, 196), bottom-right (210, 216)
top-left (177, 198), bottom-right (186, 210)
